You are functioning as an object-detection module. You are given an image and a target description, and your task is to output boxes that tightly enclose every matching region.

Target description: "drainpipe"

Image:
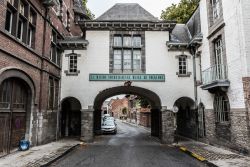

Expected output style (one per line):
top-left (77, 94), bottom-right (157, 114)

top-left (37, 7), bottom-right (49, 146)
top-left (190, 45), bottom-right (198, 141)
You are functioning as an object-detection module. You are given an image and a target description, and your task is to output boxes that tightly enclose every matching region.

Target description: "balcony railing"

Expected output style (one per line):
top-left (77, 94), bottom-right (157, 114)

top-left (202, 64), bottom-right (228, 85)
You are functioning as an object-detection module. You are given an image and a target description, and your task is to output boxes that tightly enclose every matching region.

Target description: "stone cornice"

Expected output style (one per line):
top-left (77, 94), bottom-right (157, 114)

top-left (79, 20), bottom-right (176, 31)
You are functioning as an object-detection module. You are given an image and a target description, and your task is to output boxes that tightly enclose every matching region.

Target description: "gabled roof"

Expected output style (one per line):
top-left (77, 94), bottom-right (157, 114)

top-left (170, 24), bottom-right (191, 44)
top-left (96, 3), bottom-right (158, 21)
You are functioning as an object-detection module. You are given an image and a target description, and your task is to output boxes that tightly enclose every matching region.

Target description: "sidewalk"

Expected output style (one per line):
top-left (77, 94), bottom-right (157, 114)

top-left (0, 139), bottom-right (81, 167)
top-left (175, 137), bottom-right (250, 167)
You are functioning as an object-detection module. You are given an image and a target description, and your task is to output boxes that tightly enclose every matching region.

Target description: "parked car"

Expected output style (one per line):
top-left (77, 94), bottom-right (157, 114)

top-left (101, 120), bottom-right (117, 134)
top-left (103, 116), bottom-right (115, 122)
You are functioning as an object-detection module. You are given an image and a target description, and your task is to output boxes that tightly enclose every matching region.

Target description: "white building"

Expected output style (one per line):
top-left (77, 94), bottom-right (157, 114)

top-left (59, 1), bottom-right (250, 153)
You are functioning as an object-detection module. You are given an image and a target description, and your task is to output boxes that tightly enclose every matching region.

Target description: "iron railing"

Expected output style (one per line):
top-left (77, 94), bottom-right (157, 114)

top-left (202, 64), bottom-right (228, 85)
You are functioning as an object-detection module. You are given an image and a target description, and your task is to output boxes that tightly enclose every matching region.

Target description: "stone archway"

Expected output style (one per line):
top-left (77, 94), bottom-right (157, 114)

top-left (174, 97), bottom-right (196, 139)
top-left (0, 68), bottom-right (35, 156)
top-left (60, 97), bottom-right (82, 138)
top-left (93, 86), bottom-right (162, 137)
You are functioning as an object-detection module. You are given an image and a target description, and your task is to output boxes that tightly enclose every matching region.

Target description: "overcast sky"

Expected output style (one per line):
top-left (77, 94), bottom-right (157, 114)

top-left (87, 0), bottom-right (181, 19)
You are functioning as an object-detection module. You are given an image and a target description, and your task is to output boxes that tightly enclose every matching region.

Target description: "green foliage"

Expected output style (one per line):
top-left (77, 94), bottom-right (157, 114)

top-left (122, 107), bottom-right (127, 115)
top-left (82, 0), bottom-right (95, 19)
top-left (161, 0), bottom-right (199, 23)
top-left (138, 97), bottom-right (149, 108)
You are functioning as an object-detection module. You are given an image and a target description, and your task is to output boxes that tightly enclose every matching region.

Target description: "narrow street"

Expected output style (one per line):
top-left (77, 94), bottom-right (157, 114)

top-left (50, 120), bottom-right (206, 167)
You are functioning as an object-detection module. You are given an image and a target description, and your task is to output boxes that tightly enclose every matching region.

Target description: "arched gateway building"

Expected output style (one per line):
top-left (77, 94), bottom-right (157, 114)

top-left (60, 1), bottom-right (250, 153)
top-left (60, 3), bottom-right (199, 143)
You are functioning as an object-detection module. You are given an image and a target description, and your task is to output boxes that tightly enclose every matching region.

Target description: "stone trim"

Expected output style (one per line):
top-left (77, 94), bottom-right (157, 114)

top-left (64, 70), bottom-right (80, 76)
top-left (79, 21), bottom-right (176, 31)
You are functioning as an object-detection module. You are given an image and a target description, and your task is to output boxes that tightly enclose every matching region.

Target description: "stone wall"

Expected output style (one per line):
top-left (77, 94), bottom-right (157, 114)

top-left (161, 110), bottom-right (175, 144)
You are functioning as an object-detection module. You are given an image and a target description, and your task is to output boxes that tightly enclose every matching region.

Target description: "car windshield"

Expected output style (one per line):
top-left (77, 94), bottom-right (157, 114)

top-left (103, 121), bottom-right (115, 126)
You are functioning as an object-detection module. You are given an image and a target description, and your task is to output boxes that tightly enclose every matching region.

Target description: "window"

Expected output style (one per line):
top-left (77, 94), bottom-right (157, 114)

top-left (114, 36), bottom-right (122, 47)
top-left (214, 37), bottom-right (223, 65)
top-left (0, 80), bottom-right (11, 109)
top-left (7, 0), bottom-right (14, 5)
top-left (211, 0), bottom-right (220, 21)
top-left (48, 77), bottom-right (59, 110)
top-left (69, 54), bottom-right (78, 73)
top-left (5, 9), bottom-right (13, 33)
top-left (133, 36), bottom-right (141, 47)
top-left (17, 19), bottom-right (24, 40)
top-left (113, 50), bottom-right (122, 70)
top-left (179, 56), bottom-right (187, 75)
top-left (50, 31), bottom-right (61, 66)
top-left (214, 94), bottom-right (229, 123)
top-left (133, 50), bottom-right (141, 70)
top-left (123, 36), bottom-right (131, 47)
top-left (112, 34), bottom-right (142, 72)
top-left (5, 0), bottom-right (36, 47)
top-left (19, 1), bottom-right (25, 15)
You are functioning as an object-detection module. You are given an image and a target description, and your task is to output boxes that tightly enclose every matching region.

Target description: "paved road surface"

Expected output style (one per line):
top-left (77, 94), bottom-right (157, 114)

top-left (51, 120), bottom-right (206, 167)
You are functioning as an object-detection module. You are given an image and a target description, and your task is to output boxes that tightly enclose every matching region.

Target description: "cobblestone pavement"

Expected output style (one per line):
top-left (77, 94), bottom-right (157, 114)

top-left (0, 139), bottom-right (79, 167)
top-left (50, 120), bottom-right (206, 167)
top-left (176, 139), bottom-right (250, 167)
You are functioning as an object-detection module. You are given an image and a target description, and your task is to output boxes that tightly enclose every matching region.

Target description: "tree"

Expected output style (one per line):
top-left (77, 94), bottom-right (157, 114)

top-left (82, 0), bottom-right (95, 19)
top-left (161, 0), bottom-right (199, 23)
top-left (138, 97), bottom-right (149, 108)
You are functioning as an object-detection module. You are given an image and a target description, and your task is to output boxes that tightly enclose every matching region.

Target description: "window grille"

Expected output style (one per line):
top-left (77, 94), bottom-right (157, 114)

top-left (214, 94), bottom-right (229, 123)
top-left (178, 56), bottom-right (187, 75)
top-left (69, 54), bottom-right (78, 73)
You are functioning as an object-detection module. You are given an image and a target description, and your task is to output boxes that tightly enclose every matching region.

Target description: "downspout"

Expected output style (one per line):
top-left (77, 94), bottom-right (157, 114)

top-left (37, 7), bottom-right (49, 146)
top-left (190, 45), bottom-right (198, 141)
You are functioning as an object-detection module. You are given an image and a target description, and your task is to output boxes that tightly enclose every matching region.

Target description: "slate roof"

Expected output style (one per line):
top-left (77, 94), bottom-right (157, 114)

top-left (170, 6), bottom-right (202, 44)
top-left (170, 24), bottom-right (191, 43)
top-left (96, 3), bottom-right (158, 21)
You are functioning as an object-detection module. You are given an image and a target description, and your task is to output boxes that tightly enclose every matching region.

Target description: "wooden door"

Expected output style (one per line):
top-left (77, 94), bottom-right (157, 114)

top-left (0, 78), bottom-right (28, 156)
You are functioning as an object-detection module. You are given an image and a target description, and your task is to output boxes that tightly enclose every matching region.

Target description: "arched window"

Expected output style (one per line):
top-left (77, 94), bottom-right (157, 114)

top-left (214, 93), bottom-right (230, 123)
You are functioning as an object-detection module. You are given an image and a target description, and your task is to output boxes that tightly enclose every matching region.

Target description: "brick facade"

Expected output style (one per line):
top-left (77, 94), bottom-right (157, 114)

top-left (0, 0), bottom-right (84, 151)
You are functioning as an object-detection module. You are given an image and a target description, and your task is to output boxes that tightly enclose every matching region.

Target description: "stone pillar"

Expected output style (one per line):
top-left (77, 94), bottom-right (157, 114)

top-left (80, 109), bottom-right (94, 143)
top-left (161, 109), bottom-right (175, 144)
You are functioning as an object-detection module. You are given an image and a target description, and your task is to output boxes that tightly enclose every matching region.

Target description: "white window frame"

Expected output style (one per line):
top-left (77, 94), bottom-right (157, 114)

top-left (69, 54), bottom-right (78, 73)
top-left (178, 56), bottom-right (187, 75)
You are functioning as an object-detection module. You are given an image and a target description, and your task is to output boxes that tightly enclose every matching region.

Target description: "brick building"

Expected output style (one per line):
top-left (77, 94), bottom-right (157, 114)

top-left (109, 97), bottom-right (128, 119)
top-left (0, 0), bottom-right (87, 156)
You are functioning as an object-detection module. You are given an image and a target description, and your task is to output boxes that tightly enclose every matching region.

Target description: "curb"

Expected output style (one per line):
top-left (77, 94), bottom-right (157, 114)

top-left (178, 146), bottom-right (218, 167)
top-left (40, 144), bottom-right (80, 167)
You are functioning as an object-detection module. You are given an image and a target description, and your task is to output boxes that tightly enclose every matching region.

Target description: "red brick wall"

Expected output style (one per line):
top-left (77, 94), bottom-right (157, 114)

top-left (0, 0), bottom-right (83, 144)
